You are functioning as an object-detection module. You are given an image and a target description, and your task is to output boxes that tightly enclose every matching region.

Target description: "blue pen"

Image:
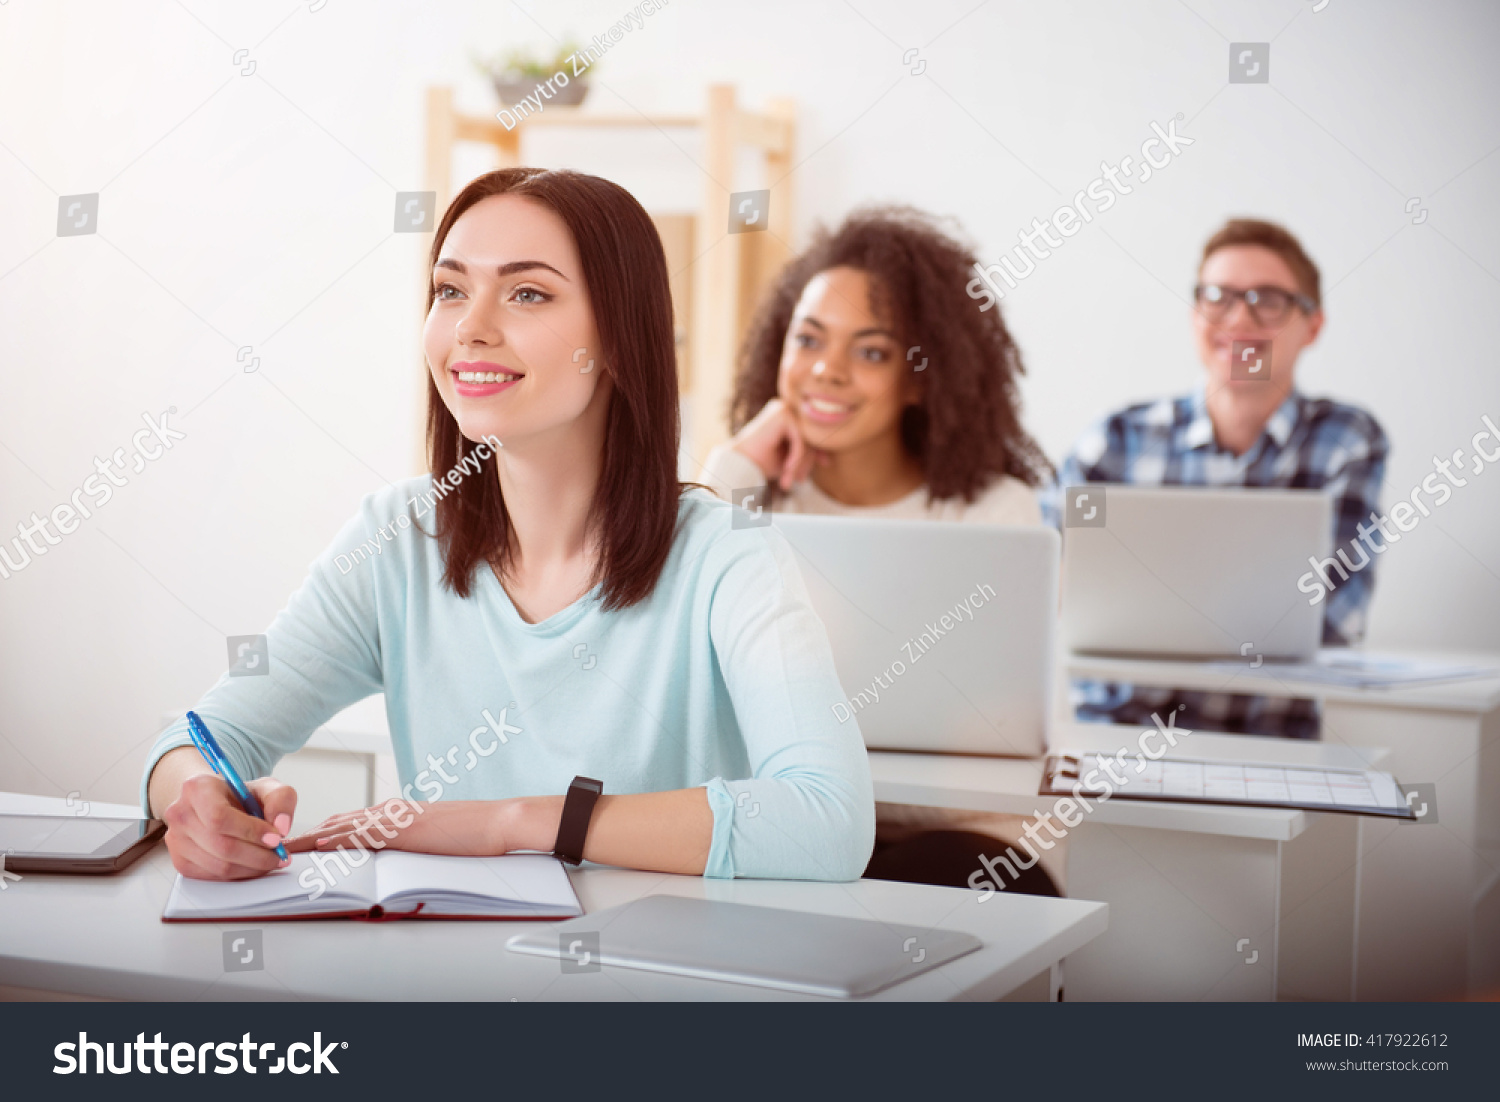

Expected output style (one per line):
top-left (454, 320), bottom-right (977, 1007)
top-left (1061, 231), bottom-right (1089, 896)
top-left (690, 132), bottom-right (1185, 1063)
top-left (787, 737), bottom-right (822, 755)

top-left (185, 710), bottom-right (289, 862)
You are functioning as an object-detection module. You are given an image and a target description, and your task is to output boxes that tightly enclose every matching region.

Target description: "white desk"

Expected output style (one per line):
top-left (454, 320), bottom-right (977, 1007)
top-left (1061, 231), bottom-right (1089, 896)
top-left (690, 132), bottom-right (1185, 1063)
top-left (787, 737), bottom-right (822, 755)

top-left (871, 725), bottom-right (1382, 1001)
top-left (0, 793), bottom-right (1105, 1003)
top-left (1063, 651), bottom-right (1500, 999)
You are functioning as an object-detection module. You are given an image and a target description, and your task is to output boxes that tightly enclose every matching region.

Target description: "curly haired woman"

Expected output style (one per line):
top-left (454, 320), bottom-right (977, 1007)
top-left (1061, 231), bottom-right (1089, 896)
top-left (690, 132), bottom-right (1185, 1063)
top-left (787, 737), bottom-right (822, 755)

top-left (699, 206), bottom-right (1062, 896)
top-left (701, 206), bottom-right (1051, 521)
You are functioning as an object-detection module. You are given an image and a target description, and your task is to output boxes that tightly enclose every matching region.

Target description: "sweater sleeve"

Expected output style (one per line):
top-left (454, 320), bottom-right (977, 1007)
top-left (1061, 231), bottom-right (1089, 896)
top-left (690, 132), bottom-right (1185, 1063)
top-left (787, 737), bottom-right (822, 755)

top-left (965, 476), bottom-right (1043, 525)
top-left (138, 493), bottom-right (392, 813)
top-left (700, 524), bottom-right (876, 881)
top-left (697, 444), bottom-right (770, 502)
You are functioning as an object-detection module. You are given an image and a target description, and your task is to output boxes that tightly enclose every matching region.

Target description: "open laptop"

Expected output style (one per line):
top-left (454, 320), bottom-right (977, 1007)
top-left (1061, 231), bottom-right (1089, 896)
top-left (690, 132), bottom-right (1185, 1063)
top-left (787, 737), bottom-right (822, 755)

top-left (1059, 485), bottom-right (1332, 660)
top-left (770, 515), bottom-right (1058, 757)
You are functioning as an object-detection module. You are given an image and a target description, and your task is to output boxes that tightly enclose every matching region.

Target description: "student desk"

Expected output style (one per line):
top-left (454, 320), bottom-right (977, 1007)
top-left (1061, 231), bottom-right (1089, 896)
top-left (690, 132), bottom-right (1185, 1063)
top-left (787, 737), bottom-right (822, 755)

top-left (0, 793), bottom-right (1106, 1003)
top-left (870, 725), bottom-right (1384, 1002)
top-left (1062, 651), bottom-right (1500, 1000)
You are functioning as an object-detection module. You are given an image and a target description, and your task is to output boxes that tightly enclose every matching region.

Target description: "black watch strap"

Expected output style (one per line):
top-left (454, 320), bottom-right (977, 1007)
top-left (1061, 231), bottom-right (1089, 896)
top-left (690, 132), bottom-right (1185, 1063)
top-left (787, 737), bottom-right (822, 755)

top-left (552, 776), bottom-right (603, 866)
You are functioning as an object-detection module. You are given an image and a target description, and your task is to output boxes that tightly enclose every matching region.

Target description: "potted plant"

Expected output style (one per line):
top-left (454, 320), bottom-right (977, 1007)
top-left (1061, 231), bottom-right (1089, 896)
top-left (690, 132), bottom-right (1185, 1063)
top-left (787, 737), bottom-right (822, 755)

top-left (475, 42), bottom-right (591, 108)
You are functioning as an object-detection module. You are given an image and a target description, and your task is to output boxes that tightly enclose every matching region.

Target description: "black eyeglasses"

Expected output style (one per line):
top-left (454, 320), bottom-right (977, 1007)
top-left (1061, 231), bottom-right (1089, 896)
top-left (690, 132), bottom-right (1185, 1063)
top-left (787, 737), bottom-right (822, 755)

top-left (1193, 283), bottom-right (1317, 325)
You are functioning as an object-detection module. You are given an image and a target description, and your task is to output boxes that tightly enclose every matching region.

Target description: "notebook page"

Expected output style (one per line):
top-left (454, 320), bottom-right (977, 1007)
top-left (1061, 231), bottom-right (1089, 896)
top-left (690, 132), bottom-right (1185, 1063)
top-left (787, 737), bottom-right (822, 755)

top-left (1065, 755), bottom-right (1407, 812)
top-left (163, 853), bottom-right (377, 919)
top-left (374, 852), bottom-right (580, 913)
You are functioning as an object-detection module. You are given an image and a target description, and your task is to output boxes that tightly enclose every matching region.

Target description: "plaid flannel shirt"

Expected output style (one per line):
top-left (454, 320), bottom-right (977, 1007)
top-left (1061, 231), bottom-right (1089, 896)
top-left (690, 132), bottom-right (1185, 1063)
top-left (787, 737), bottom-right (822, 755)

top-left (1041, 385), bottom-right (1390, 739)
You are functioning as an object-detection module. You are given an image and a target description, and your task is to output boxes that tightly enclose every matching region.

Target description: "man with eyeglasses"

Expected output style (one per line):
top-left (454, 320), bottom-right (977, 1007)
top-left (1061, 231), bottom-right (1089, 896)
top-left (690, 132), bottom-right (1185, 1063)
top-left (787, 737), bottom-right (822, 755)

top-left (1043, 218), bottom-right (1389, 739)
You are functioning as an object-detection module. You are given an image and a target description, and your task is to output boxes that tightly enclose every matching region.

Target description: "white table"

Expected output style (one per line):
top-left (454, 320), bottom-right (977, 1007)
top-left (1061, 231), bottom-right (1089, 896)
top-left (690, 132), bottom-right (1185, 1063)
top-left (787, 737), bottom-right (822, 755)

top-left (1062, 650), bottom-right (1500, 999)
top-left (0, 793), bottom-right (1105, 1003)
top-left (871, 724), bottom-right (1384, 1001)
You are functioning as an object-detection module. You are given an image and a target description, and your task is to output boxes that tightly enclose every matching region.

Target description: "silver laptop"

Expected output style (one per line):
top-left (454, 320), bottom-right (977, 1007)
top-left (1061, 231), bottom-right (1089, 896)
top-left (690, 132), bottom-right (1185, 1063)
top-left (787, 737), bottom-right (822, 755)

top-left (771, 515), bottom-right (1058, 757)
top-left (506, 895), bottom-right (982, 998)
top-left (1060, 485), bottom-right (1332, 659)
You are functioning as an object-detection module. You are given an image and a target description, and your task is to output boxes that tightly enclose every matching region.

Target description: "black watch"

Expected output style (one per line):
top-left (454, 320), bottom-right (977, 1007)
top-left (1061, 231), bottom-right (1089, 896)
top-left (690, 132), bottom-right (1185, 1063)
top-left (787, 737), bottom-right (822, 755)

top-left (552, 776), bottom-right (603, 866)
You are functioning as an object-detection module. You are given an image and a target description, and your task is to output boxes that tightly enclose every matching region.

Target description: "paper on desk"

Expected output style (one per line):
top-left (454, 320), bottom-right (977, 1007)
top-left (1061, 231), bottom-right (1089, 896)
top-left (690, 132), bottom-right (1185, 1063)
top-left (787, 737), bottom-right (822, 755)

top-left (1047, 753), bottom-right (1411, 817)
top-left (1202, 651), bottom-right (1499, 689)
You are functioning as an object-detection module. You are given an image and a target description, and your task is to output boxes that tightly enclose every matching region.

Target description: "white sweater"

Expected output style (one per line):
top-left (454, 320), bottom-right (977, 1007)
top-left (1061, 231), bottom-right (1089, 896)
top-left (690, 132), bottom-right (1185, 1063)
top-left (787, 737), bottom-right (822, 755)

top-left (698, 444), bottom-right (1042, 525)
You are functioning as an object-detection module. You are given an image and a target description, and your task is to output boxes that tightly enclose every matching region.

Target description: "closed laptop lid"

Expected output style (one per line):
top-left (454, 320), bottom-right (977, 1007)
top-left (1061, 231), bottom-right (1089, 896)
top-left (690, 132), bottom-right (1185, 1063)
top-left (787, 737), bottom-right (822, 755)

top-left (506, 894), bottom-right (982, 998)
top-left (770, 515), bottom-right (1058, 757)
top-left (1060, 485), bottom-right (1332, 659)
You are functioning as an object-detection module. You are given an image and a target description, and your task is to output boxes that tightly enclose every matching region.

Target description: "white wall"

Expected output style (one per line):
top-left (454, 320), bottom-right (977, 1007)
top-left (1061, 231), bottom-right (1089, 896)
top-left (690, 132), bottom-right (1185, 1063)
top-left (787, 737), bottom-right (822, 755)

top-left (2, 0), bottom-right (1497, 806)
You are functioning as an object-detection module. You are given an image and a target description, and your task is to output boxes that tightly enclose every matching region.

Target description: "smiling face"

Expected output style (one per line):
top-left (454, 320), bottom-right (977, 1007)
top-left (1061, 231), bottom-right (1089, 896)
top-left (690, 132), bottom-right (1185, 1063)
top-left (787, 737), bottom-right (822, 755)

top-left (1193, 244), bottom-right (1323, 393)
top-left (775, 266), bottom-right (920, 454)
top-left (424, 193), bottom-right (610, 451)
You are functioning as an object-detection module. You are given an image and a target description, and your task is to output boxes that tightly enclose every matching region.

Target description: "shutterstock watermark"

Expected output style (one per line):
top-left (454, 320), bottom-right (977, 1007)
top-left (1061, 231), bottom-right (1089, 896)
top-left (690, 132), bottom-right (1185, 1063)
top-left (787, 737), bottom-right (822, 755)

top-left (0, 408), bottom-right (186, 581)
top-left (966, 117), bottom-right (1194, 311)
top-left (298, 704), bottom-right (521, 901)
top-left (1297, 413), bottom-right (1500, 604)
top-left (495, 0), bottom-right (670, 130)
top-left (53, 1032), bottom-right (344, 1075)
top-left (0, 851), bottom-right (21, 891)
top-left (831, 581), bottom-right (997, 723)
top-left (969, 709), bottom-right (1191, 899)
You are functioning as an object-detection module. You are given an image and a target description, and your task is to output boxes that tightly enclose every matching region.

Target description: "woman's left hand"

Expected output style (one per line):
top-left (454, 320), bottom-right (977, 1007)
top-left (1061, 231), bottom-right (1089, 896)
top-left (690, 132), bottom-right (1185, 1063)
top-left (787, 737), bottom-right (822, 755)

top-left (284, 799), bottom-right (523, 858)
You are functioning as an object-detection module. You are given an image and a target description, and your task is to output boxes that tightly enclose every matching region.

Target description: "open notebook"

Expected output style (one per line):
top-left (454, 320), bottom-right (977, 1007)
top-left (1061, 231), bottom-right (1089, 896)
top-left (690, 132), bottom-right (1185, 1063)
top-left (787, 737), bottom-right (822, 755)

top-left (162, 852), bottom-right (582, 922)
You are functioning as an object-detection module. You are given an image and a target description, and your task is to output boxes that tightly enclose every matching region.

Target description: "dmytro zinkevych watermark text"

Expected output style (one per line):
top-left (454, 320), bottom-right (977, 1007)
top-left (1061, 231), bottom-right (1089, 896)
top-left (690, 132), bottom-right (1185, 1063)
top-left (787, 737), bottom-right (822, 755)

top-left (0, 408), bottom-right (185, 582)
top-left (969, 709), bottom-right (1191, 899)
top-left (966, 117), bottom-right (1194, 311)
top-left (1297, 413), bottom-right (1500, 604)
top-left (334, 434), bottom-right (500, 575)
top-left (298, 704), bottom-right (522, 901)
top-left (831, 582), bottom-right (997, 723)
top-left (494, 0), bottom-right (670, 131)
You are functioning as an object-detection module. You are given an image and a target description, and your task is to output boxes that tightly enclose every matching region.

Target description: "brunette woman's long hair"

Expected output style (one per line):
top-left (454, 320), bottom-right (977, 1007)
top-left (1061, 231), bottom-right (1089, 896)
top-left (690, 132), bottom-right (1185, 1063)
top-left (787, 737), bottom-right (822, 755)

top-left (729, 206), bottom-right (1053, 502)
top-left (424, 168), bottom-right (682, 611)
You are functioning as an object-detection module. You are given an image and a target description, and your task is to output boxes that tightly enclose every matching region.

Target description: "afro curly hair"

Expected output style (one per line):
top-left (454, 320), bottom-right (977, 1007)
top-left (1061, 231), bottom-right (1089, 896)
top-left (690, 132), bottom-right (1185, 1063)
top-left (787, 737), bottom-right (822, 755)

top-left (728, 205), bottom-right (1052, 503)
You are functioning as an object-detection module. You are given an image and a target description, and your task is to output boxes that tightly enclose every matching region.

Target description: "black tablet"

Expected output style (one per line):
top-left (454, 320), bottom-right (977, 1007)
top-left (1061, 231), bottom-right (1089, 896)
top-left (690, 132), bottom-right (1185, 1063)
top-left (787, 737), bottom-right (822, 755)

top-left (0, 814), bottom-right (166, 874)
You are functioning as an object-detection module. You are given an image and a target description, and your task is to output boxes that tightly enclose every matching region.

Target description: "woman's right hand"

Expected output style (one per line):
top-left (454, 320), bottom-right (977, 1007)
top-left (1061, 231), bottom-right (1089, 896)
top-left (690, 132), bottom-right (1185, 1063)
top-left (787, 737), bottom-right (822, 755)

top-left (158, 766), bottom-right (297, 880)
top-left (728, 397), bottom-right (825, 492)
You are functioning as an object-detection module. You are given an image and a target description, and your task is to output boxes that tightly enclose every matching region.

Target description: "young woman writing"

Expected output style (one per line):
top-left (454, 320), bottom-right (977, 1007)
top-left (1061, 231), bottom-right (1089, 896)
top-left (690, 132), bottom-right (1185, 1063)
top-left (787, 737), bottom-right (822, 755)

top-left (700, 207), bottom-right (1059, 895)
top-left (143, 168), bottom-right (874, 883)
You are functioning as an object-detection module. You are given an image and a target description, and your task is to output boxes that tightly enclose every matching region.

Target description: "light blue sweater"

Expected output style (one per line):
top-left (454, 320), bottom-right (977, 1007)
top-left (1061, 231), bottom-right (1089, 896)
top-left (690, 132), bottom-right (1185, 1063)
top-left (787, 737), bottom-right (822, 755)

top-left (140, 479), bottom-right (875, 881)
